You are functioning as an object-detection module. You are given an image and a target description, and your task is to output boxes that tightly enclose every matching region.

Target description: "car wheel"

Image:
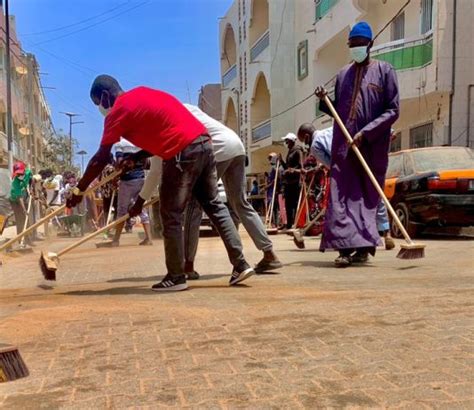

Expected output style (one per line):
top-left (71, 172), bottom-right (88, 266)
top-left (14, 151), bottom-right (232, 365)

top-left (391, 202), bottom-right (418, 239)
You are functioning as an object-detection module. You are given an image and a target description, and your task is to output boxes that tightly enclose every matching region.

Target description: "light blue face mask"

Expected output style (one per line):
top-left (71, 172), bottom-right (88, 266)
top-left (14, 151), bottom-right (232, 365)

top-left (350, 46), bottom-right (368, 63)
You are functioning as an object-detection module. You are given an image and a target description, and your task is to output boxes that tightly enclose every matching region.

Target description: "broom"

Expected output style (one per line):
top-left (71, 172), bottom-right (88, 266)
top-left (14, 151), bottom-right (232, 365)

top-left (323, 95), bottom-right (425, 259)
top-left (0, 343), bottom-right (29, 382)
top-left (265, 160), bottom-right (280, 235)
top-left (39, 197), bottom-right (159, 281)
top-left (293, 208), bottom-right (326, 249)
top-left (0, 170), bottom-right (121, 253)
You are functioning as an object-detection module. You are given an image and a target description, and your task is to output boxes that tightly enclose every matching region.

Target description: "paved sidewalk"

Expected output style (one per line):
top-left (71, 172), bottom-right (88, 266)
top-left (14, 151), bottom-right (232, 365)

top-left (0, 232), bottom-right (473, 409)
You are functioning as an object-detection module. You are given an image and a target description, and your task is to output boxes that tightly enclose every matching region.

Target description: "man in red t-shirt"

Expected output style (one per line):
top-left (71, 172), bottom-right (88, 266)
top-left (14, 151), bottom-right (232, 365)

top-left (67, 75), bottom-right (254, 291)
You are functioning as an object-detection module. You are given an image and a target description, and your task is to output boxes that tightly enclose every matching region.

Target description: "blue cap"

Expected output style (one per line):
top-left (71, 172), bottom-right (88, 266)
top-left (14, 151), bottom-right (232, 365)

top-left (349, 21), bottom-right (373, 40)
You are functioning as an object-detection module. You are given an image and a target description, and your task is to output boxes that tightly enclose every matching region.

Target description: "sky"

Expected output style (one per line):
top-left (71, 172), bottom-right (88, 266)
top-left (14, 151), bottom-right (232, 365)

top-left (11, 0), bottom-right (232, 167)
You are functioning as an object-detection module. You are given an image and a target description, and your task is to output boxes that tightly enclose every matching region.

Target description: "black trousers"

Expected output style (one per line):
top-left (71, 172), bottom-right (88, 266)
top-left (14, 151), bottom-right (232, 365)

top-left (284, 183), bottom-right (300, 229)
top-left (159, 137), bottom-right (246, 279)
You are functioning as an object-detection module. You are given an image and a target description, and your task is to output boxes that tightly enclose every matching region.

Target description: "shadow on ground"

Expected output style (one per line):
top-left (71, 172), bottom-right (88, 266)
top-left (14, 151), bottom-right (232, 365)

top-left (107, 274), bottom-right (228, 283)
top-left (61, 282), bottom-right (250, 296)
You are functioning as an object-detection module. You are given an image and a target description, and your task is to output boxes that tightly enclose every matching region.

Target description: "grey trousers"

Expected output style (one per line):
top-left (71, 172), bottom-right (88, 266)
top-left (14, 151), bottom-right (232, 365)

top-left (160, 139), bottom-right (246, 279)
top-left (184, 155), bottom-right (273, 263)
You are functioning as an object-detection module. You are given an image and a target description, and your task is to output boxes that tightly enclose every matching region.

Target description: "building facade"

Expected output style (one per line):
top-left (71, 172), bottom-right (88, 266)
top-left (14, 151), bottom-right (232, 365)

top-left (219, 0), bottom-right (474, 173)
top-left (198, 83), bottom-right (222, 121)
top-left (0, 10), bottom-right (54, 173)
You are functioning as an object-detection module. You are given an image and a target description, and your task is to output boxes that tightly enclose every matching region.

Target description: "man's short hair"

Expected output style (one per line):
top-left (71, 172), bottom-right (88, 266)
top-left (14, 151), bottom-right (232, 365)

top-left (90, 75), bottom-right (122, 100)
top-left (297, 123), bottom-right (314, 136)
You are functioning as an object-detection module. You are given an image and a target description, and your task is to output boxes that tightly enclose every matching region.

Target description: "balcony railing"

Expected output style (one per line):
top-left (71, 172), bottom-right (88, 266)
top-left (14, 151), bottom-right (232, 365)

top-left (222, 64), bottom-right (237, 87)
top-left (315, 0), bottom-right (339, 20)
top-left (252, 119), bottom-right (271, 143)
top-left (372, 34), bottom-right (433, 71)
top-left (250, 31), bottom-right (269, 62)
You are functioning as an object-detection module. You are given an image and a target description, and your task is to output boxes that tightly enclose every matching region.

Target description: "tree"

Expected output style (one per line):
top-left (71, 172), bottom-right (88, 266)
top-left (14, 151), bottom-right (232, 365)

top-left (41, 130), bottom-right (80, 175)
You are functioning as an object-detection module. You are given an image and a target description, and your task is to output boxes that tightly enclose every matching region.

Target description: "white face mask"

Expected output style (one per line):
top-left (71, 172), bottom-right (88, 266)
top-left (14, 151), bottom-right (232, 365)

top-left (17, 175), bottom-right (25, 181)
top-left (350, 46), bottom-right (369, 63)
top-left (99, 105), bottom-right (111, 117)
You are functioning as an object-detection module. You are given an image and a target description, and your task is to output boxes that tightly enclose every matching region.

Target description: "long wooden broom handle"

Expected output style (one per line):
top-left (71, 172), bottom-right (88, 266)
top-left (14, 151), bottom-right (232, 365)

top-left (19, 192), bottom-right (33, 246)
top-left (0, 170), bottom-right (122, 251)
top-left (267, 160), bottom-right (280, 227)
top-left (57, 197), bottom-right (159, 257)
top-left (323, 95), bottom-right (413, 244)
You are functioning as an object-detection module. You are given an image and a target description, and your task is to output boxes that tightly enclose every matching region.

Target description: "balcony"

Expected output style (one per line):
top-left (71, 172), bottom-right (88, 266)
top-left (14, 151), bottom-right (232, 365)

top-left (315, 0), bottom-right (339, 21)
top-left (222, 64), bottom-right (237, 87)
top-left (372, 34), bottom-right (433, 71)
top-left (252, 119), bottom-right (271, 142)
top-left (250, 31), bottom-right (269, 62)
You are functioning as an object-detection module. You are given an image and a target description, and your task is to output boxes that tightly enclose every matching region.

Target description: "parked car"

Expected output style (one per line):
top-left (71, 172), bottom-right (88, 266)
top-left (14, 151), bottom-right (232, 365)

top-left (384, 146), bottom-right (474, 237)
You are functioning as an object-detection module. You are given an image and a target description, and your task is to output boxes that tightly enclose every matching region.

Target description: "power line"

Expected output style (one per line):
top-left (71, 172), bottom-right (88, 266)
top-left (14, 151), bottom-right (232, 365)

top-left (31, 1), bottom-right (151, 46)
top-left (21, 2), bottom-right (130, 36)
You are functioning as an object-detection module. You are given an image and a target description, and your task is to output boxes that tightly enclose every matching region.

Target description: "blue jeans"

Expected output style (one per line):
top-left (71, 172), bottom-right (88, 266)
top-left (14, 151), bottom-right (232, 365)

top-left (160, 137), bottom-right (246, 279)
top-left (376, 201), bottom-right (390, 232)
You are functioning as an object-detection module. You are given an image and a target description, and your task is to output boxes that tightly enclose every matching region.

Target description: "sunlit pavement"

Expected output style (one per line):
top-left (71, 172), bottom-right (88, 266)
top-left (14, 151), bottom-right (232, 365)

top-left (0, 231), bottom-right (473, 408)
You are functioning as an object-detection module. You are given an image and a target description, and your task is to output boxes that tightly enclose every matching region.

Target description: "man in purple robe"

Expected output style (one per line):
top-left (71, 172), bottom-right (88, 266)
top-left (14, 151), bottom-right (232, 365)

top-left (315, 21), bottom-right (399, 267)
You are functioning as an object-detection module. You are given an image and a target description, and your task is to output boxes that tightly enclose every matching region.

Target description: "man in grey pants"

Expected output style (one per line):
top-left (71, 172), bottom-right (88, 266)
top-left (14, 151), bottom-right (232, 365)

top-left (182, 104), bottom-right (282, 278)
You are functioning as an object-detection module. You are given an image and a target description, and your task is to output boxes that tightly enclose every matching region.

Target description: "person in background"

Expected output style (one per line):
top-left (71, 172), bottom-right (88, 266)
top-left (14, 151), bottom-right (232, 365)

top-left (279, 133), bottom-right (303, 230)
top-left (297, 123), bottom-right (396, 251)
top-left (265, 153), bottom-right (281, 228)
top-left (43, 173), bottom-right (63, 208)
top-left (99, 154), bottom-right (117, 228)
top-left (315, 21), bottom-right (399, 267)
top-left (109, 138), bottom-right (153, 246)
top-left (9, 162), bottom-right (33, 244)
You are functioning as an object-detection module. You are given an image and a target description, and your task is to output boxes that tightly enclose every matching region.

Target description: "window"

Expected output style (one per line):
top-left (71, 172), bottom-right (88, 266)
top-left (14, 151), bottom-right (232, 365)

top-left (297, 40), bottom-right (308, 80)
top-left (242, 0), bottom-right (246, 16)
top-left (391, 12), bottom-right (405, 41)
top-left (390, 132), bottom-right (402, 152)
top-left (410, 123), bottom-right (433, 148)
top-left (421, 0), bottom-right (433, 34)
top-left (386, 154), bottom-right (404, 178)
top-left (244, 100), bottom-right (248, 123)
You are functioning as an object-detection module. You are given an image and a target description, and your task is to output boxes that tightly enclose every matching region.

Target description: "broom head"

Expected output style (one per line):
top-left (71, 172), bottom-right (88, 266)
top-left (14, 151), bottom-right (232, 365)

top-left (95, 239), bottom-right (116, 248)
top-left (292, 229), bottom-right (305, 249)
top-left (396, 242), bottom-right (425, 260)
top-left (39, 251), bottom-right (58, 281)
top-left (0, 344), bottom-right (29, 382)
top-left (266, 227), bottom-right (278, 236)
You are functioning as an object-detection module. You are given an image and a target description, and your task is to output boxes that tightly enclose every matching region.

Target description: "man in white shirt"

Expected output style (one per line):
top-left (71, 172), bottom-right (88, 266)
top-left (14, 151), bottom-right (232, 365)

top-left (182, 104), bottom-right (282, 278)
top-left (134, 104), bottom-right (282, 278)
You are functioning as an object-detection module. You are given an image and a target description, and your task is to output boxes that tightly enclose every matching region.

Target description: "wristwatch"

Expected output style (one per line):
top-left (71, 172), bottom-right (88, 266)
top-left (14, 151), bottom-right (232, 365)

top-left (71, 187), bottom-right (84, 196)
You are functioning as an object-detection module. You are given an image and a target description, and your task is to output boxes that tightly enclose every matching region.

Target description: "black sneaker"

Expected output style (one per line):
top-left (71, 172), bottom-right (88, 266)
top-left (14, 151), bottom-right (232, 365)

top-left (152, 274), bottom-right (188, 292)
top-left (229, 263), bottom-right (255, 286)
top-left (351, 252), bottom-right (369, 264)
top-left (185, 271), bottom-right (200, 280)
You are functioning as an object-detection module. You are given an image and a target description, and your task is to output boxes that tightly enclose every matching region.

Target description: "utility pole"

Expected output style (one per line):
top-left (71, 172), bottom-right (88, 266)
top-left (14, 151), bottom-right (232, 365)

top-left (60, 112), bottom-right (83, 167)
top-left (5, 0), bottom-right (14, 174)
top-left (77, 149), bottom-right (87, 176)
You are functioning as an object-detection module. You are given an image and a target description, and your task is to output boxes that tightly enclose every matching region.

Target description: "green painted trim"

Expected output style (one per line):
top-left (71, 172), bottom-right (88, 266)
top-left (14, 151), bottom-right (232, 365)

top-left (297, 40), bottom-right (308, 81)
top-left (373, 39), bottom-right (433, 70)
top-left (316, 0), bottom-right (339, 20)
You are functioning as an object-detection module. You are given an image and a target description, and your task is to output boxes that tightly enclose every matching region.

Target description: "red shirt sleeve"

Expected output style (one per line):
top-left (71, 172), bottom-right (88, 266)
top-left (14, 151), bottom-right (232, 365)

top-left (100, 103), bottom-right (129, 146)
